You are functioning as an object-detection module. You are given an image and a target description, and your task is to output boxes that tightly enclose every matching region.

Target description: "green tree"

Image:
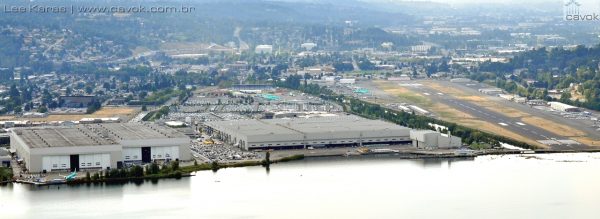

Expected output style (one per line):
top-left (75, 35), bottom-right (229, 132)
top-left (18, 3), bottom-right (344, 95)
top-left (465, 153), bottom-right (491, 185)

top-left (37, 106), bottom-right (48, 113)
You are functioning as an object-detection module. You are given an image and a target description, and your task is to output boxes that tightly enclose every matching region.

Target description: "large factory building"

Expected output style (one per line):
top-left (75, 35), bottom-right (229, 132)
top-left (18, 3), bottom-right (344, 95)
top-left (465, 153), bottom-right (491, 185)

top-left (10, 123), bottom-right (191, 173)
top-left (204, 116), bottom-right (412, 150)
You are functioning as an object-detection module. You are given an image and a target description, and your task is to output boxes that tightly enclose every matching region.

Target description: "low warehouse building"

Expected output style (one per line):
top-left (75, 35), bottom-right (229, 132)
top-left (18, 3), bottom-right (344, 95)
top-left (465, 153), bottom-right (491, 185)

top-left (205, 116), bottom-right (411, 150)
top-left (10, 123), bottom-right (191, 173)
top-left (548, 102), bottom-right (580, 112)
top-left (410, 130), bottom-right (462, 149)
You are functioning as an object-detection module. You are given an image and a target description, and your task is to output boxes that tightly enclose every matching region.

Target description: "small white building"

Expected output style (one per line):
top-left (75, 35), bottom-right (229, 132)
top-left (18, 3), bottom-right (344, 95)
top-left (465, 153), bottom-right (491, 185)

top-left (301, 43), bottom-right (317, 51)
top-left (450, 78), bottom-right (471, 83)
top-left (411, 45), bottom-right (432, 53)
top-left (549, 102), bottom-right (580, 112)
top-left (255, 45), bottom-right (273, 54)
top-left (339, 78), bottom-right (356, 84)
top-left (478, 88), bottom-right (504, 95)
top-left (410, 130), bottom-right (462, 149)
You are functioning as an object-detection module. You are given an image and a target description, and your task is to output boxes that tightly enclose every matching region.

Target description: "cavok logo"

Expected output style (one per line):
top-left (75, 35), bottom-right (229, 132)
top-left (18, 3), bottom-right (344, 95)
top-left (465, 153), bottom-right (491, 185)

top-left (564, 0), bottom-right (600, 21)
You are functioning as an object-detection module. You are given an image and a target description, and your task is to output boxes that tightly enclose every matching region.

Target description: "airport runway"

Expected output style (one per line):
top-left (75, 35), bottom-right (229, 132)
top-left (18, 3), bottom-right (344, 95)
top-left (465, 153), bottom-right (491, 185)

top-left (403, 81), bottom-right (590, 150)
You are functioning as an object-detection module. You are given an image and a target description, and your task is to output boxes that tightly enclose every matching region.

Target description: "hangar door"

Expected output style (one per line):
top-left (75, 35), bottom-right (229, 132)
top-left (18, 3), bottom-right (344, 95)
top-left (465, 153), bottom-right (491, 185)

top-left (123, 148), bottom-right (142, 162)
top-left (141, 147), bottom-right (152, 163)
top-left (151, 146), bottom-right (180, 160)
top-left (79, 154), bottom-right (110, 170)
top-left (42, 155), bottom-right (71, 172)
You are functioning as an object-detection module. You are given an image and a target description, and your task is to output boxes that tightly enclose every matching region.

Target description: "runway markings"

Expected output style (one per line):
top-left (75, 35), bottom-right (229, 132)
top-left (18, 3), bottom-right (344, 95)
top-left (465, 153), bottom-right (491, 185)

top-left (516, 122), bottom-right (526, 126)
top-left (498, 122), bottom-right (508, 126)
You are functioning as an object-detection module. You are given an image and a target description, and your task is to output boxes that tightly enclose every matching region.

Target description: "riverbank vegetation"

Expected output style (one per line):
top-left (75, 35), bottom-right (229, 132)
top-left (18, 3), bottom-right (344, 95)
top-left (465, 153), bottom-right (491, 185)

top-left (142, 106), bottom-right (170, 121)
top-left (73, 154), bottom-right (306, 184)
top-left (180, 153), bottom-right (305, 173)
top-left (77, 161), bottom-right (185, 184)
top-left (0, 167), bottom-right (13, 182)
top-left (276, 75), bottom-right (536, 150)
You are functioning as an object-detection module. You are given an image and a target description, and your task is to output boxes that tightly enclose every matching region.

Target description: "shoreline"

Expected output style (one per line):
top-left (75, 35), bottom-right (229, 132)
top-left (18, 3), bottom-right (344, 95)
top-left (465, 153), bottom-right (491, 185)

top-left (6, 149), bottom-right (600, 186)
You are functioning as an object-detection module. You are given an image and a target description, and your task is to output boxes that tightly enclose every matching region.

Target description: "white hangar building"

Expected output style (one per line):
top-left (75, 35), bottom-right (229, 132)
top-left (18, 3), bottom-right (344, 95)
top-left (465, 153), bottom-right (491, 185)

top-left (10, 123), bottom-right (191, 173)
top-left (204, 116), bottom-right (412, 150)
top-left (410, 130), bottom-right (462, 149)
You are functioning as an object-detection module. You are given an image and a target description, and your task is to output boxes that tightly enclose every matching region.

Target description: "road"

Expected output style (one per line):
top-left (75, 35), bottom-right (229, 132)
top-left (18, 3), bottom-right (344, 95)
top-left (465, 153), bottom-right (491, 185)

top-left (234, 27), bottom-right (250, 52)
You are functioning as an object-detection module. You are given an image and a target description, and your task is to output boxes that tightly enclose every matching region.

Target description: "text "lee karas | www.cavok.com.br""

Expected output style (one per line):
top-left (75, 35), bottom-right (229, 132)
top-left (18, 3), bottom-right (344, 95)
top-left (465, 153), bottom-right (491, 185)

top-left (3, 4), bottom-right (196, 14)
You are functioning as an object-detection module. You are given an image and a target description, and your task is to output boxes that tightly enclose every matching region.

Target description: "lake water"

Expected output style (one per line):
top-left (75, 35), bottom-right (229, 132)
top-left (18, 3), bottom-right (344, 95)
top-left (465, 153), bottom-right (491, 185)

top-left (2, 153), bottom-right (600, 219)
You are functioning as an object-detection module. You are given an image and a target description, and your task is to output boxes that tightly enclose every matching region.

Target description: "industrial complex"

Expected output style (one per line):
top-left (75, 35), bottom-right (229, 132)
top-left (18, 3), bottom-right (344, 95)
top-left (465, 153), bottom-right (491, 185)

top-left (9, 123), bottom-right (191, 173)
top-left (207, 115), bottom-right (424, 150)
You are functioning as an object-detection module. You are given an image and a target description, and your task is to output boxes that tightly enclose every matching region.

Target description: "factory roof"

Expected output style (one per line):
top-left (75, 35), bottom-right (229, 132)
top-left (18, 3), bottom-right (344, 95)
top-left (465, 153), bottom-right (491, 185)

top-left (205, 116), bottom-right (409, 137)
top-left (93, 123), bottom-right (187, 140)
top-left (12, 123), bottom-right (187, 148)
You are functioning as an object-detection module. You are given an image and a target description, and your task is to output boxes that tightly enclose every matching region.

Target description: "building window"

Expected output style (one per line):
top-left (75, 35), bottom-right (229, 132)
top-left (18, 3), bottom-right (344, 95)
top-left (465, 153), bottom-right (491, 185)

top-left (53, 164), bottom-right (57, 168)
top-left (96, 162), bottom-right (100, 166)
top-left (133, 155), bottom-right (138, 159)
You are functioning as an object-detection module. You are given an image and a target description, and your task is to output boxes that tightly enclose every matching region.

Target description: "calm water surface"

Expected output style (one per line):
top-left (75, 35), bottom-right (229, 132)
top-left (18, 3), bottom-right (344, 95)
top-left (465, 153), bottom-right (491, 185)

top-left (2, 153), bottom-right (600, 219)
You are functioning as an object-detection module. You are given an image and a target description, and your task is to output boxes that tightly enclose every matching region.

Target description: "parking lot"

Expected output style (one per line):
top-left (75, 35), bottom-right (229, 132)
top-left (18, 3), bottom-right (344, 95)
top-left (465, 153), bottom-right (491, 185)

top-left (190, 136), bottom-right (261, 163)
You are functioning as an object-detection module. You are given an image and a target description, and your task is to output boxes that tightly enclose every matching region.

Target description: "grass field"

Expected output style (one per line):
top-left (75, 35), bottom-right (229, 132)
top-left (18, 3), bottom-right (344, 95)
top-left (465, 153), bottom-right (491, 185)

top-left (572, 137), bottom-right (600, 147)
top-left (430, 103), bottom-right (476, 119)
top-left (373, 81), bottom-right (432, 107)
top-left (521, 116), bottom-right (586, 137)
top-left (0, 116), bottom-right (15, 121)
top-left (430, 103), bottom-right (545, 148)
top-left (459, 119), bottom-right (547, 148)
top-left (423, 81), bottom-right (469, 97)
